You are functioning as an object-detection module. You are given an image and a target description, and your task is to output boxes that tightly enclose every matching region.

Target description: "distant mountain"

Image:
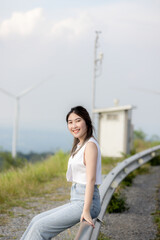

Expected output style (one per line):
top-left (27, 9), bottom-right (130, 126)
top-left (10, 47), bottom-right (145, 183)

top-left (0, 127), bottom-right (72, 153)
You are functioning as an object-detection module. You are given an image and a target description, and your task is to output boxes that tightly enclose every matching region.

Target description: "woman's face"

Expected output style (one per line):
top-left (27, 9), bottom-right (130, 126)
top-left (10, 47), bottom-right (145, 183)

top-left (67, 112), bottom-right (87, 142)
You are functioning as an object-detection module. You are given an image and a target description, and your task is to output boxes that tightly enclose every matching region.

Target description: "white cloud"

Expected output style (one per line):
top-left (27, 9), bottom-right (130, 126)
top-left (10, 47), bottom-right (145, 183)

top-left (51, 11), bottom-right (93, 40)
top-left (1, 2), bottom-right (159, 45)
top-left (0, 8), bottom-right (44, 37)
top-left (48, 2), bottom-right (160, 45)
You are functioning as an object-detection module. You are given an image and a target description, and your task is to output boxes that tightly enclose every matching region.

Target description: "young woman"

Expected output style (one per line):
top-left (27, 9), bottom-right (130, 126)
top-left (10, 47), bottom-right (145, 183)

top-left (20, 106), bottom-right (102, 240)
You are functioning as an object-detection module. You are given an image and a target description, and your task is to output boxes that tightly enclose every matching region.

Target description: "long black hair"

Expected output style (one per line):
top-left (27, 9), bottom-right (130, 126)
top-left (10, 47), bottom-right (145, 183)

top-left (66, 106), bottom-right (94, 156)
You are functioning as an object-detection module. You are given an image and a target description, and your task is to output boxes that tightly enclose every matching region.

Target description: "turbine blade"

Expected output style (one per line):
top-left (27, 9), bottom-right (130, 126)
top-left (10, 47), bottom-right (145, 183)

top-left (0, 87), bottom-right (16, 98)
top-left (132, 87), bottom-right (160, 95)
top-left (17, 75), bottom-right (53, 98)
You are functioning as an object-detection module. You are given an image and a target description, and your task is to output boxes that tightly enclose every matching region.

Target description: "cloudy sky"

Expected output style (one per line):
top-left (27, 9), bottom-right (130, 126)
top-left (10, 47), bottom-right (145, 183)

top-left (0, 0), bottom-right (160, 151)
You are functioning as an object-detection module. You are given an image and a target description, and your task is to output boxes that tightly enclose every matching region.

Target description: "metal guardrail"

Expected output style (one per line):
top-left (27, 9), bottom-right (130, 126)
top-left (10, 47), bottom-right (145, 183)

top-left (74, 145), bottom-right (160, 240)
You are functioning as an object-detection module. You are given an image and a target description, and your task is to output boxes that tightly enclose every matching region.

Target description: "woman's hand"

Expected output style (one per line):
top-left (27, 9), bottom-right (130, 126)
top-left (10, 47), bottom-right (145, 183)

top-left (80, 210), bottom-right (95, 228)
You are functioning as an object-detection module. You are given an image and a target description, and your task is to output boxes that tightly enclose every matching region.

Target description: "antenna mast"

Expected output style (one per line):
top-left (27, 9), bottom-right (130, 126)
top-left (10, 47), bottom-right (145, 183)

top-left (92, 31), bottom-right (103, 122)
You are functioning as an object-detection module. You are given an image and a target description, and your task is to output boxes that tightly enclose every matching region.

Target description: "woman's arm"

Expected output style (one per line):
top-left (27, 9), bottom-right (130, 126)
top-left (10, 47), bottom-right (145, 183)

top-left (80, 142), bottom-right (98, 227)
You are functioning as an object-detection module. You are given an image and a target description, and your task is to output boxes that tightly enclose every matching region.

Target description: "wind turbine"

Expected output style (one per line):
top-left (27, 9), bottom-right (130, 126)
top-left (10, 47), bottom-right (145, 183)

top-left (0, 76), bottom-right (52, 158)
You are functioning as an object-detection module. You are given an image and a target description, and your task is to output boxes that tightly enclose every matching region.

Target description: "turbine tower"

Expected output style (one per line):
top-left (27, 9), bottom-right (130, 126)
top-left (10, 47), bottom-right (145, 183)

top-left (0, 77), bottom-right (52, 158)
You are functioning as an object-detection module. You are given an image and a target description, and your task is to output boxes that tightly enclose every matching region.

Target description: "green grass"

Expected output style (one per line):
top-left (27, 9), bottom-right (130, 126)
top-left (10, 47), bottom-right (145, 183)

top-left (0, 138), bottom-right (159, 218)
top-left (0, 151), bottom-right (122, 215)
top-left (121, 164), bottom-right (150, 187)
top-left (0, 151), bottom-right (70, 214)
top-left (154, 211), bottom-right (160, 240)
top-left (98, 232), bottom-right (111, 240)
top-left (101, 156), bottom-right (123, 174)
top-left (121, 172), bottom-right (136, 187)
top-left (133, 139), bottom-right (160, 153)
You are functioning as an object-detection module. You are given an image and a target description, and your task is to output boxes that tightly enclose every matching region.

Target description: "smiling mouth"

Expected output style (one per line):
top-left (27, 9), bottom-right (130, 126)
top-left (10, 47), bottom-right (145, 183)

top-left (73, 129), bottom-right (80, 134)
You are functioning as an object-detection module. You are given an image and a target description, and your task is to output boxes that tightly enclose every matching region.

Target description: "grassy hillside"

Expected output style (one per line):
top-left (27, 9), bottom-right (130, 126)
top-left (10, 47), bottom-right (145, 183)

top-left (0, 151), bottom-right (123, 214)
top-left (0, 151), bottom-right (69, 213)
top-left (0, 136), bottom-right (160, 214)
top-left (133, 139), bottom-right (160, 152)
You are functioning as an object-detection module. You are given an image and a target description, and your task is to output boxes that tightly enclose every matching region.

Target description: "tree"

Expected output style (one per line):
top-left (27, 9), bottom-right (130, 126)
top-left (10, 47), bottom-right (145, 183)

top-left (134, 129), bottom-right (147, 141)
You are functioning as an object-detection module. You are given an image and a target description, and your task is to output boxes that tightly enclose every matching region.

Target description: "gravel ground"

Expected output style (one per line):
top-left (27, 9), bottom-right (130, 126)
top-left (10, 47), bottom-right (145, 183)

top-left (0, 165), bottom-right (159, 240)
top-left (100, 165), bottom-right (160, 240)
top-left (0, 187), bottom-right (77, 240)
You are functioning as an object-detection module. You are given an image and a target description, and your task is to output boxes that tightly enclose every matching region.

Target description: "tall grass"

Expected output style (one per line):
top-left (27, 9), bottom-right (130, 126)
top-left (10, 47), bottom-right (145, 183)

top-left (1, 139), bottom-right (159, 214)
top-left (101, 156), bottom-right (123, 174)
top-left (0, 151), bottom-right (69, 213)
top-left (133, 139), bottom-right (160, 152)
top-left (0, 150), bottom-right (122, 213)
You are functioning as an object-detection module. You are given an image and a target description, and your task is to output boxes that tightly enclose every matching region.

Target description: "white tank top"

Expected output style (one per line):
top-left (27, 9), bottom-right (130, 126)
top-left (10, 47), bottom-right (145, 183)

top-left (66, 137), bottom-right (102, 185)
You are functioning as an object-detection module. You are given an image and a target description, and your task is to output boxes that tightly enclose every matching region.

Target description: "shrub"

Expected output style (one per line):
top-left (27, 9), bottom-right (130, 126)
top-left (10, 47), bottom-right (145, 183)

top-left (121, 172), bottom-right (136, 187)
top-left (98, 232), bottom-right (111, 240)
top-left (134, 129), bottom-right (147, 141)
top-left (107, 191), bottom-right (129, 213)
top-left (0, 152), bottom-right (26, 171)
top-left (150, 155), bottom-right (160, 166)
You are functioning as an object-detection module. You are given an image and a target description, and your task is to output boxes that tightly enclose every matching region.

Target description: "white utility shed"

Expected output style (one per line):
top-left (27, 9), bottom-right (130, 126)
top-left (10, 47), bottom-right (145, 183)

top-left (94, 105), bottom-right (134, 157)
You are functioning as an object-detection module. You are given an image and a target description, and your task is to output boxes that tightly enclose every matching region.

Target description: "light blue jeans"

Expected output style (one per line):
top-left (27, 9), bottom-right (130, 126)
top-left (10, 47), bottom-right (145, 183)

top-left (20, 183), bottom-right (101, 240)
